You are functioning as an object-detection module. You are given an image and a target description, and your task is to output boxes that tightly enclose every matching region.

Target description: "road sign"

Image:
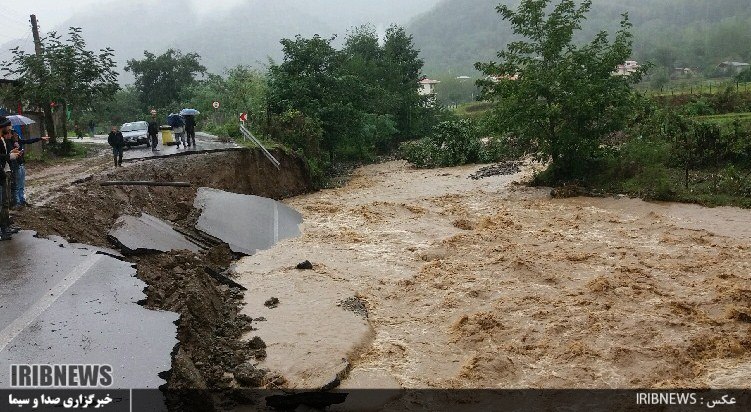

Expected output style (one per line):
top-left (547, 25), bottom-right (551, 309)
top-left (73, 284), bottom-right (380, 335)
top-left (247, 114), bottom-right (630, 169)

top-left (212, 101), bottom-right (220, 109)
top-left (239, 113), bottom-right (247, 122)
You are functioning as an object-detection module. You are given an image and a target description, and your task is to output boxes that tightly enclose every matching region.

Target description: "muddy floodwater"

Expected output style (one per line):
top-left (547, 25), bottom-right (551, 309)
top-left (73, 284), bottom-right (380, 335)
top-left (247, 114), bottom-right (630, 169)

top-left (234, 160), bottom-right (751, 393)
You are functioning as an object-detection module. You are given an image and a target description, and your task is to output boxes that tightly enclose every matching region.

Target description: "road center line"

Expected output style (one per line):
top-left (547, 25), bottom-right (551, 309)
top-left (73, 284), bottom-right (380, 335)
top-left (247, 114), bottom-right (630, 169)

top-left (0, 254), bottom-right (104, 353)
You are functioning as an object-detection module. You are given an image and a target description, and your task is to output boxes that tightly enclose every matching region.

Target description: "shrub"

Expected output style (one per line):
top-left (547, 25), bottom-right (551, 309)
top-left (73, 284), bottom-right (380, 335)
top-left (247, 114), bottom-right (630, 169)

top-left (430, 119), bottom-right (481, 166)
top-left (400, 138), bottom-right (440, 168)
top-left (681, 98), bottom-right (715, 116)
top-left (401, 119), bottom-right (482, 168)
top-left (49, 139), bottom-right (87, 157)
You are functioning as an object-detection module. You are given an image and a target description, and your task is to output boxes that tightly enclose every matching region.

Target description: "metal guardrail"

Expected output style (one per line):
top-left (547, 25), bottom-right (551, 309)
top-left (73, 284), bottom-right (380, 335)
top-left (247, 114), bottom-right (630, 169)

top-left (240, 124), bottom-right (281, 169)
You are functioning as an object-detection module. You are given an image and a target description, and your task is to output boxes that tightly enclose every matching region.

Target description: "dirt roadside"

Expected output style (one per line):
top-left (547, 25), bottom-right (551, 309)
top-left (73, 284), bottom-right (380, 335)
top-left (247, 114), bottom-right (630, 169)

top-left (233, 160), bottom-right (751, 398)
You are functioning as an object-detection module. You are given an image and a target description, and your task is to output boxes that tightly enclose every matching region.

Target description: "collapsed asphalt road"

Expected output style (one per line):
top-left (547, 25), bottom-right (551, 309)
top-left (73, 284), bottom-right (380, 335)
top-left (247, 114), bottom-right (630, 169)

top-left (0, 232), bottom-right (177, 389)
top-left (2, 146), bottom-right (314, 410)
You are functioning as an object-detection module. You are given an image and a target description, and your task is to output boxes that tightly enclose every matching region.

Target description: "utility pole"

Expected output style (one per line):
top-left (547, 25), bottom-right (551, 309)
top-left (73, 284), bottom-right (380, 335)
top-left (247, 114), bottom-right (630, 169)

top-left (30, 15), bottom-right (42, 55)
top-left (30, 15), bottom-right (56, 140)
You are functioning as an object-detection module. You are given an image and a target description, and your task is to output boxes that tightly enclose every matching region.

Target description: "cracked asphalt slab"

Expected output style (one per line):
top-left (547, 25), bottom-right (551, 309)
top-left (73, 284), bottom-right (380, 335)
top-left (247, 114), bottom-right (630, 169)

top-left (0, 231), bottom-right (178, 389)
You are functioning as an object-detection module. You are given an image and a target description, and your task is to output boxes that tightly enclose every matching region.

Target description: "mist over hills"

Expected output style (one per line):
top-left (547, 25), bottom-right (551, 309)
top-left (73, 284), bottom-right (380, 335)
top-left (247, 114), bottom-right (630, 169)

top-left (1, 0), bottom-right (439, 83)
top-left (409, 0), bottom-right (751, 75)
top-left (5, 0), bottom-right (749, 84)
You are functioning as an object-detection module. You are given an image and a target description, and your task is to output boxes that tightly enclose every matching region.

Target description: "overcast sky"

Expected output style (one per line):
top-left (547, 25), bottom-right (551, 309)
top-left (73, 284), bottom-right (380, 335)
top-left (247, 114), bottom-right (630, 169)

top-left (1, 0), bottom-right (247, 43)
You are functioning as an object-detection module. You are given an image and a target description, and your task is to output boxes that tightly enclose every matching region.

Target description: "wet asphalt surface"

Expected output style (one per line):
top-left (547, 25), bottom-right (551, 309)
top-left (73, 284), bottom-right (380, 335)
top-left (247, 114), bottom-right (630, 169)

top-left (0, 232), bottom-right (177, 389)
top-left (194, 188), bottom-right (303, 256)
top-left (82, 132), bottom-right (239, 162)
top-left (0, 137), bottom-right (301, 398)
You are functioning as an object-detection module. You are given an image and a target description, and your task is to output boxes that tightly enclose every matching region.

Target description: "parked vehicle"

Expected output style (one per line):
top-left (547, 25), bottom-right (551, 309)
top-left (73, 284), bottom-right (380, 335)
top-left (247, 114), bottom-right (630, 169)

top-left (120, 121), bottom-right (149, 147)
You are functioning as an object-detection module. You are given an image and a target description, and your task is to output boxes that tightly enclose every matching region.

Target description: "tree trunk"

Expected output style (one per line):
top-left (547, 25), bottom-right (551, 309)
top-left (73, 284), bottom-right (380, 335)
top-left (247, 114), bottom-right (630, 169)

top-left (43, 105), bottom-right (56, 141)
top-left (61, 101), bottom-right (69, 142)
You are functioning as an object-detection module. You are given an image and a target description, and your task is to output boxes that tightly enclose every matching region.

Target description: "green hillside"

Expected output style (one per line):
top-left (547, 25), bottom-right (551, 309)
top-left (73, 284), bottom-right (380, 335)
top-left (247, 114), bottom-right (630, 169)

top-left (409, 0), bottom-right (751, 76)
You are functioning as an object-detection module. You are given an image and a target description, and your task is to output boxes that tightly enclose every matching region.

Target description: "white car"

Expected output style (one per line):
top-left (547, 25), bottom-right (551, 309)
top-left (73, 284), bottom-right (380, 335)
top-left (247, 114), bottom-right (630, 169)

top-left (120, 121), bottom-right (149, 147)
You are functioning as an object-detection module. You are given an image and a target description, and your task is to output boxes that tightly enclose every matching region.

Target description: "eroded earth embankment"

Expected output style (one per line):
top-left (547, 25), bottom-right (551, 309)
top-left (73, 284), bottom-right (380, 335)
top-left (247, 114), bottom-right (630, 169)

top-left (14, 148), bottom-right (312, 410)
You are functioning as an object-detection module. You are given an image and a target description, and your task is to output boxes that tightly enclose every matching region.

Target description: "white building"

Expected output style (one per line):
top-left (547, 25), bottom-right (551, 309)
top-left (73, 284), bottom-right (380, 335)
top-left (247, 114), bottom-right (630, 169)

top-left (418, 78), bottom-right (440, 96)
top-left (718, 61), bottom-right (750, 75)
top-left (614, 60), bottom-right (641, 76)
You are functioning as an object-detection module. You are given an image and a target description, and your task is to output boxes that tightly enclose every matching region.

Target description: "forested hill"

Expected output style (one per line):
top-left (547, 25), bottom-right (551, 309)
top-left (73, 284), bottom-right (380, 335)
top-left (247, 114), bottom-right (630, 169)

top-left (409, 0), bottom-right (751, 75)
top-left (1, 0), bottom-right (439, 83)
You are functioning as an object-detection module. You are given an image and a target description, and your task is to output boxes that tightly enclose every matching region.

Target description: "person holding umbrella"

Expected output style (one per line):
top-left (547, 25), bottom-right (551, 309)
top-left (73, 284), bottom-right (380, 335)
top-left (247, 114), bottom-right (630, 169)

top-left (0, 116), bottom-right (20, 240)
top-left (167, 113), bottom-right (186, 148)
top-left (180, 109), bottom-right (199, 147)
top-left (10, 130), bottom-right (49, 208)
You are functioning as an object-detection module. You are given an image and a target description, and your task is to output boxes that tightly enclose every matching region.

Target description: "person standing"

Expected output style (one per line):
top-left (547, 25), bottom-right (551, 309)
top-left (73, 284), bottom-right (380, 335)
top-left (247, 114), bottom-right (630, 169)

top-left (10, 130), bottom-right (48, 208)
top-left (74, 122), bottom-right (83, 139)
top-left (108, 126), bottom-right (125, 168)
top-left (0, 116), bottom-right (20, 240)
top-left (88, 120), bottom-right (96, 137)
top-left (147, 113), bottom-right (159, 151)
top-left (173, 124), bottom-right (186, 148)
top-left (184, 115), bottom-right (196, 147)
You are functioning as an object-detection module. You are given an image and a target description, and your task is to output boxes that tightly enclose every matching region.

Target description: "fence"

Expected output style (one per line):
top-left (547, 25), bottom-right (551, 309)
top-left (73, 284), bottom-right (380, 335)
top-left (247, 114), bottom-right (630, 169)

top-left (642, 80), bottom-right (751, 97)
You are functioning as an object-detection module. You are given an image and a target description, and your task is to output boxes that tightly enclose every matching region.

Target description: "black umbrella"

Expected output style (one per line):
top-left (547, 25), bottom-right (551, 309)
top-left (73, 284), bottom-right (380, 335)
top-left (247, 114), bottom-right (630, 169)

top-left (166, 114), bottom-right (184, 127)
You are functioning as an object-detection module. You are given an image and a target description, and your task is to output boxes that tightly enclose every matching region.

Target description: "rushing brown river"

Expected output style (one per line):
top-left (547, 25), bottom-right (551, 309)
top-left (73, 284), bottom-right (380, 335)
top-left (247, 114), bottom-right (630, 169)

top-left (233, 160), bottom-right (751, 399)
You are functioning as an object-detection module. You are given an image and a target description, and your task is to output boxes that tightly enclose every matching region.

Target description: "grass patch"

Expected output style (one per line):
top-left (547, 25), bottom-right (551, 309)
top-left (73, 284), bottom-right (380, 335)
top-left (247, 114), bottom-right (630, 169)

top-left (695, 112), bottom-right (751, 125)
top-left (560, 146), bottom-right (751, 209)
top-left (454, 102), bottom-right (492, 119)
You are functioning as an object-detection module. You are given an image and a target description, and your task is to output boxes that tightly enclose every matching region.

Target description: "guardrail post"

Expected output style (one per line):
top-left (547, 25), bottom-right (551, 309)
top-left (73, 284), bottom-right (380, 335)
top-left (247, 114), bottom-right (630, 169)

top-left (240, 124), bottom-right (281, 169)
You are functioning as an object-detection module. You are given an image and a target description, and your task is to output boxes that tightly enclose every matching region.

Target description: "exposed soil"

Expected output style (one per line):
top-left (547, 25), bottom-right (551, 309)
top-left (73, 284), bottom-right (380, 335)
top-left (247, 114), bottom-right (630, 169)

top-left (11, 148), bottom-right (313, 411)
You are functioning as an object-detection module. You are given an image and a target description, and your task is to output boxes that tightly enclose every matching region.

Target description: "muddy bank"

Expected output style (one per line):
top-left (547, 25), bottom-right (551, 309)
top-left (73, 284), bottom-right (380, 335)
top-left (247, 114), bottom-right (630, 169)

top-left (17, 148), bottom-right (311, 248)
top-left (12, 148), bottom-right (313, 410)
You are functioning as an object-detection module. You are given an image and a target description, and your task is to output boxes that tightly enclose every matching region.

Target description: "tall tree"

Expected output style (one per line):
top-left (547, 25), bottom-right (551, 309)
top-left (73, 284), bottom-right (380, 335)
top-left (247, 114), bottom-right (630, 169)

top-left (186, 66), bottom-right (268, 134)
top-left (268, 35), bottom-right (341, 160)
top-left (267, 26), bottom-right (425, 162)
top-left (125, 49), bottom-right (206, 111)
top-left (381, 25), bottom-right (424, 141)
top-left (1, 27), bottom-right (119, 141)
top-left (476, 0), bottom-right (644, 179)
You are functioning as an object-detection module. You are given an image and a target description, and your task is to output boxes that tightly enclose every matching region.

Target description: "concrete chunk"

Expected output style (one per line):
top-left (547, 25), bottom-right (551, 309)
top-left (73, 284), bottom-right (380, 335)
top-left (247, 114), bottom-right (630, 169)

top-left (0, 231), bottom-right (178, 389)
top-left (194, 188), bottom-right (302, 255)
top-left (108, 213), bottom-right (201, 255)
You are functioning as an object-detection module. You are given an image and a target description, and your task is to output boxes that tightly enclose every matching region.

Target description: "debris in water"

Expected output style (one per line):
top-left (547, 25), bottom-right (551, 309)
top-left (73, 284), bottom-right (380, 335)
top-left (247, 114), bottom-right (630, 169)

top-left (234, 363), bottom-right (269, 387)
top-left (264, 297), bottom-right (280, 309)
top-left (469, 162), bottom-right (521, 180)
top-left (296, 260), bottom-right (314, 270)
top-left (338, 296), bottom-right (368, 318)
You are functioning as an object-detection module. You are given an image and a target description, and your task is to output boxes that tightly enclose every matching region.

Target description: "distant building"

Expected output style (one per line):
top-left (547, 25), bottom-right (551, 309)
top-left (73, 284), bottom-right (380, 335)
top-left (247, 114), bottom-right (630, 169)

top-left (614, 60), bottom-right (640, 76)
top-left (486, 74), bottom-right (519, 83)
top-left (418, 78), bottom-right (440, 96)
top-left (672, 67), bottom-right (697, 78)
top-left (717, 61), bottom-right (750, 74)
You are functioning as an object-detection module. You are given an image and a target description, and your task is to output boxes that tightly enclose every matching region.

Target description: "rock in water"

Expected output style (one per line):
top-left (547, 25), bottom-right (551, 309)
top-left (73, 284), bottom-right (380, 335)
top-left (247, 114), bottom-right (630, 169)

top-left (296, 260), bottom-right (314, 270)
